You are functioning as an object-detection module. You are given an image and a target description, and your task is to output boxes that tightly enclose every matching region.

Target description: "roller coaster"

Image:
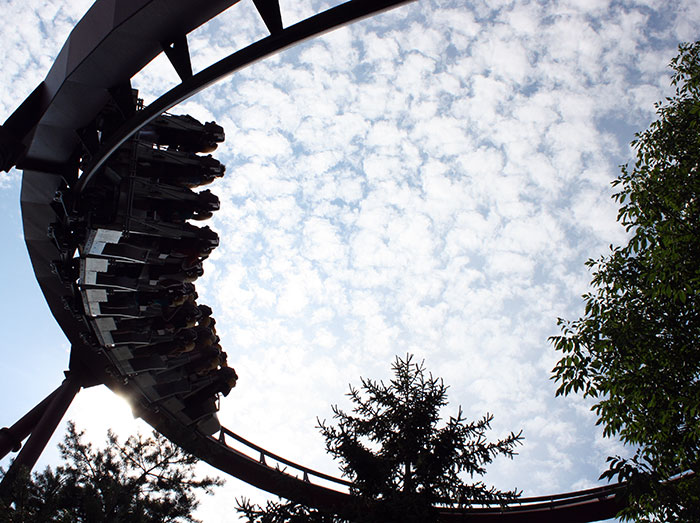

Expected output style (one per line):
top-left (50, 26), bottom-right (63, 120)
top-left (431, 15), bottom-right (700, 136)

top-left (0, 1), bottom-right (627, 520)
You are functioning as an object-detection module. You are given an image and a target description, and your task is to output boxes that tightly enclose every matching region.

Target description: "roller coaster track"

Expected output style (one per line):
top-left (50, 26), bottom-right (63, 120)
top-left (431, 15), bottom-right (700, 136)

top-left (0, 1), bottom-right (626, 520)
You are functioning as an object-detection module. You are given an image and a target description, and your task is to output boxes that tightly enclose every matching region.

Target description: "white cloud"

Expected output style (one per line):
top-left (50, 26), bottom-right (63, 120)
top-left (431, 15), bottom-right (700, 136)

top-left (2, 2), bottom-right (698, 520)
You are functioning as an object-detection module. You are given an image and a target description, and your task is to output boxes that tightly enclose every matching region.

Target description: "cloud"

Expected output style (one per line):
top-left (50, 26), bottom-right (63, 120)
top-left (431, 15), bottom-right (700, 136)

top-left (3, 2), bottom-right (699, 520)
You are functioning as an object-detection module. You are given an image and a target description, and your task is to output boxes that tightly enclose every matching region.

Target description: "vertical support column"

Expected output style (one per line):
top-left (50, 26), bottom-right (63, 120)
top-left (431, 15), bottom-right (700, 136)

top-left (162, 35), bottom-right (193, 81)
top-left (0, 375), bottom-right (81, 498)
top-left (252, 0), bottom-right (283, 34)
top-left (0, 385), bottom-right (63, 460)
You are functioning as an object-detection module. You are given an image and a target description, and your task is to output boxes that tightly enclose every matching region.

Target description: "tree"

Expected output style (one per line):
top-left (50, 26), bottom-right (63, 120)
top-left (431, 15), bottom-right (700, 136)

top-left (238, 354), bottom-right (523, 522)
top-left (0, 421), bottom-right (223, 522)
top-left (551, 41), bottom-right (700, 522)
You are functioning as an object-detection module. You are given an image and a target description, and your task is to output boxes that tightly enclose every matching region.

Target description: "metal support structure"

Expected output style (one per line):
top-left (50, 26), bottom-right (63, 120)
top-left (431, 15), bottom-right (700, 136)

top-left (77, 0), bottom-right (417, 192)
top-left (0, 375), bottom-right (81, 498)
top-left (0, 385), bottom-right (65, 460)
top-left (0, 0), bottom-right (634, 519)
top-left (162, 35), bottom-right (193, 81)
top-left (253, 0), bottom-right (284, 35)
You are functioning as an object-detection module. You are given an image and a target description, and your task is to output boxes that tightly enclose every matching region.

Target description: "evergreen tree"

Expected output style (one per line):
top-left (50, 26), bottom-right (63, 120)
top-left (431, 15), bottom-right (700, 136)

top-left (238, 354), bottom-right (522, 522)
top-left (0, 421), bottom-right (222, 522)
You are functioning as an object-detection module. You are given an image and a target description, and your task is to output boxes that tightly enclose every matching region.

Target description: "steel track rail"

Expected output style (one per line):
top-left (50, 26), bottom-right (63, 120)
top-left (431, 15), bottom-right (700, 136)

top-left (2, 1), bottom-right (627, 520)
top-left (210, 426), bottom-right (627, 521)
top-left (75, 0), bottom-right (418, 194)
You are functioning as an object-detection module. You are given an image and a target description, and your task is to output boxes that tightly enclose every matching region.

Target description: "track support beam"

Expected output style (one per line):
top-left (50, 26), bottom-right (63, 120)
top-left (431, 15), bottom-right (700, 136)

top-left (253, 0), bottom-right (283, 34)
top-left (162, 35), bottom-right (194, 81)
top-left (0, 386), bottom-right (64, 460)
top-left (0, 375), bottom-right (81, 500)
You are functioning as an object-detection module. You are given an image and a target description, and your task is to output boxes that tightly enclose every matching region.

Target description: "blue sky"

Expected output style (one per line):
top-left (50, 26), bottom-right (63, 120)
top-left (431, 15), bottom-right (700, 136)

top-left (1, 0), bottom-right (698, 521)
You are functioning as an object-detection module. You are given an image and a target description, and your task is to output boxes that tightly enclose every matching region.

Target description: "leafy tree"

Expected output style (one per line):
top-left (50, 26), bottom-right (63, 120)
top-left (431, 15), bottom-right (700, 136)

top-left (551, 41), bottom-right (700, 522)
top-left (238, 354), bottom-right (523, 522)
top-left (0, 421), bottom-right (223, 523)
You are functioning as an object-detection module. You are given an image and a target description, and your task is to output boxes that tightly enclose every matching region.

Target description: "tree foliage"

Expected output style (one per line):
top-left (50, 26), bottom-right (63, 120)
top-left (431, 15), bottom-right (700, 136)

top-left (551, 41), bottom-right (700, 522)
top-left (238, 354), bottom-right (522, 522)
top-left (0, 421), bottom-right (222, 523)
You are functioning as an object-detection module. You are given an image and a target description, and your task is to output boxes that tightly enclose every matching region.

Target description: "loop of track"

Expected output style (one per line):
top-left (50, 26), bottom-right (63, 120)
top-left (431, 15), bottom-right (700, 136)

top-left (2, 1), bottom-right (625, 520)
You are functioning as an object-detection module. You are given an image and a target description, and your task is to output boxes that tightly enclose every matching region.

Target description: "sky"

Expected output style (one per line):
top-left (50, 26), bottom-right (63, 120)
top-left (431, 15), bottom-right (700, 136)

top-left (1, 0), bottom-right (698, 521)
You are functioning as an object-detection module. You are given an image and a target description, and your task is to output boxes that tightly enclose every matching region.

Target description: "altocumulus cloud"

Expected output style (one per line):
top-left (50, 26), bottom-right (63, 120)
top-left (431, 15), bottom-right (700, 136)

top-left (1, 1), bottom-right (699, 521)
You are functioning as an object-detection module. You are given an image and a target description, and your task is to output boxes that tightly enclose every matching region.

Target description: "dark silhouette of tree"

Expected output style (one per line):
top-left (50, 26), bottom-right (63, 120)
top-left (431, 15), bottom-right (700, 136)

top-left (551, 41), bottom-right (700, 522)
top-left (238, 354), bottom-right (522, 522)
top-left (0, 421), bottom-right (222, 522)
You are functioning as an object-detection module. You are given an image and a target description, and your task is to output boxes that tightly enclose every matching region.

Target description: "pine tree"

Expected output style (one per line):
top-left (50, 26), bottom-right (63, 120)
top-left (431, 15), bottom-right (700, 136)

top-left (238, 354), bottom-right (522, 522)
top-left (0, 421), bottom-right (222, 522)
